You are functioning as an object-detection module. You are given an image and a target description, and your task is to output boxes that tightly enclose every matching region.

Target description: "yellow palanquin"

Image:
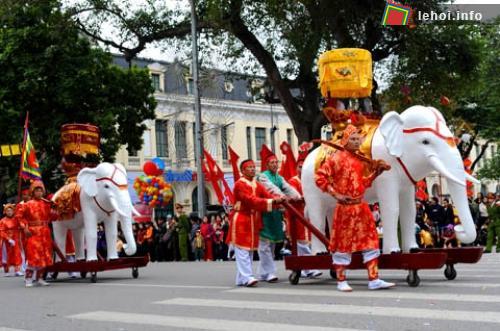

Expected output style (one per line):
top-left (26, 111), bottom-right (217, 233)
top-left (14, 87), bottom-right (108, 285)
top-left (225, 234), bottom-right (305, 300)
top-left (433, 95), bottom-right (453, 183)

top-left (318, 48), bottom-right (372, 99)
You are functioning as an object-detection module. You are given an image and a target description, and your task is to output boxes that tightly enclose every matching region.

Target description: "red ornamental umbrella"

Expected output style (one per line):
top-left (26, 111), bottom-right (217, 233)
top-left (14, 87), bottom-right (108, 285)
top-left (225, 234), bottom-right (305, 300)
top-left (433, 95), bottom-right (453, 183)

top-left (133, 203), bottom-right (153, 223)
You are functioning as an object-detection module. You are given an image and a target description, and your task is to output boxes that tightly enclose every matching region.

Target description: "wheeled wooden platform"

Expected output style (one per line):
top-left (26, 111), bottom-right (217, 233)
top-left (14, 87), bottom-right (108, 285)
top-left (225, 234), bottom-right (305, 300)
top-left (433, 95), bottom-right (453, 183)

top-left (283, 201), bottom-right (483, 287)
top-left (44, 244), bottom-right (149, 283)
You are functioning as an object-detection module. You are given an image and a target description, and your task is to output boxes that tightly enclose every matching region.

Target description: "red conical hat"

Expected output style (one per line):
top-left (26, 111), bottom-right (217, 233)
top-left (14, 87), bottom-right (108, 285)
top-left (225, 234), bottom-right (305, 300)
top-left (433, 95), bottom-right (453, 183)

top-left (259, 144), bottom-right (277, 171)
top-left (297, 142), bottom-right (313, 164)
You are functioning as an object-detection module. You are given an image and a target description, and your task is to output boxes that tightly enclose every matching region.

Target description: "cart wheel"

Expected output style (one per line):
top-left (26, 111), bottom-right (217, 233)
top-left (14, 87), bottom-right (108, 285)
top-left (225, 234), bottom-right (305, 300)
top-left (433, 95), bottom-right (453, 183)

top-left (288, 271), bottom-right (300, 285)
top-left (90, 272), bottom-right (97, 283)
top-left (406, 270), bottom-right (420, 287)
top-left (80, 272), bottom-right (87, 279)
top-left (132, 267), bottom-right (139, 279)
top-left (444, 264), bottom-right (457, 280)
top-left (329, 269), bottom-right (337, 280)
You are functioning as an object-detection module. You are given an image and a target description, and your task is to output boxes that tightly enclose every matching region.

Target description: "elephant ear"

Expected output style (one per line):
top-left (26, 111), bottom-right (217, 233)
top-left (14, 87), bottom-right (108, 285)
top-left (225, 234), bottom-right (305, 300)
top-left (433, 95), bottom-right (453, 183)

top-left (77, 167), bottom-right (98, 197)
top-left (379, 111), bottom-right (404, 157)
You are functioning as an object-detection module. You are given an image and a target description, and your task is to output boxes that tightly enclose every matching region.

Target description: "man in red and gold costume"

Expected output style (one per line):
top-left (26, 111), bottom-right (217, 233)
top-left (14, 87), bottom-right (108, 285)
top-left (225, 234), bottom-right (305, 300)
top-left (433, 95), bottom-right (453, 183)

top-left (228, 159), bottom-right (284, 287)
top-left (287, 144), bottom-right (322, 278)
top-left (15, 180), bottom-right (55, 287)
top-left (315, 125), bottom-right (395, 292)
top-left (0, 204), bottom-right (24, 276)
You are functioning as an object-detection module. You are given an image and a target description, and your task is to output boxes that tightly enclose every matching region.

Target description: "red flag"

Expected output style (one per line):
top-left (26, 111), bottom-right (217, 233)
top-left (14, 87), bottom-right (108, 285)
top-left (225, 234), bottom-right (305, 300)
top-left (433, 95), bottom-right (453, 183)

top-left (279, 141), bottom-right (297, 181)
top-left (203, 150), bottom-right (224, 204)
top-left (228, 146), bottom-right (240, 182)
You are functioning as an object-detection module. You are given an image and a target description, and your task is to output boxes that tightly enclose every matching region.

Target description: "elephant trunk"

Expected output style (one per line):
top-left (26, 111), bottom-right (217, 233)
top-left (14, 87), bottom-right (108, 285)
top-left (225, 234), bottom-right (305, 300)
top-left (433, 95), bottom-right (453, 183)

top-left (115, 191), bottom-right (137, 256)
top-left (447, 179), bottom-right (477, 244)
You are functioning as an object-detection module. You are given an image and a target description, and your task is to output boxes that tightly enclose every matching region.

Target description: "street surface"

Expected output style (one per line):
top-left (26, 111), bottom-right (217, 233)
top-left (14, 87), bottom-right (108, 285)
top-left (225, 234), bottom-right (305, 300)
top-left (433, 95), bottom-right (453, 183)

top-left (1, 252), bottom-right (499, 331)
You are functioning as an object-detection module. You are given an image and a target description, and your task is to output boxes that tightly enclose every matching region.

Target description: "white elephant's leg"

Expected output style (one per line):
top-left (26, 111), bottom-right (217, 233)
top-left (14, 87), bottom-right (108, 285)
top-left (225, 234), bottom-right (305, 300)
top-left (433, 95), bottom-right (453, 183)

top-left (104, 217), bottom-right (119, 260)
top-left (84, 214), bottom-right (99, 261)
top-left (376, 180), bottom-right (401, 253)
top-left (52, 222), bottom-right (67, 262)
top-left (73, 228), bottom-right (86, 260)
top-left (399, 186), bottom-right (419, 252)
top-left (307, 198), bottom-right (332, 254)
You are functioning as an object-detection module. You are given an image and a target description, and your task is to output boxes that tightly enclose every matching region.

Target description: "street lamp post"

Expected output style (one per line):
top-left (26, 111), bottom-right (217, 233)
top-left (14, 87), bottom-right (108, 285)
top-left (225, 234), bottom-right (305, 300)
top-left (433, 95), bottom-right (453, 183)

top-left (190, 0), bottom-right (205, 218)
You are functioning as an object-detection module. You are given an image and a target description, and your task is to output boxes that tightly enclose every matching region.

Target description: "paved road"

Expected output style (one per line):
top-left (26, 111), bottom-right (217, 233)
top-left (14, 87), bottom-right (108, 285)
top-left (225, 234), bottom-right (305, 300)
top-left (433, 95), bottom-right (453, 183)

top-left (0, 252), bottom-right (499, 331)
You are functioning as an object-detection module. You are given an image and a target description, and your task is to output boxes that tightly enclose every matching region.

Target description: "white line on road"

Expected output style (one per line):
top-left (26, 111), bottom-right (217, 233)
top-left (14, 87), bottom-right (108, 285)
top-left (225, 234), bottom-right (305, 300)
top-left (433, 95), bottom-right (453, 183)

top-left (0, 328), bottom-right (30, 331)
top-left (67, 311), bottom-right (366, 331)
top-left (92, 283), bottom-right (232, 290)
top-left (345, 281), bottom-right (500, 288)
top-left (157, 298), bottom-right (500, 324)
top-left (226, 287), bottom-right (500, 303)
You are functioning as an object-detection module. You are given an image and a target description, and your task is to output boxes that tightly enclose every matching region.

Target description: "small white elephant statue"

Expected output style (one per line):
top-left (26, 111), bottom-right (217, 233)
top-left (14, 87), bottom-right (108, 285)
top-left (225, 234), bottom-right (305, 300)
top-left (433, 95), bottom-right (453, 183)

top-left (52, 163), bottom-right (139, 261)
top-left (301, 105), bottom-right (479, 254)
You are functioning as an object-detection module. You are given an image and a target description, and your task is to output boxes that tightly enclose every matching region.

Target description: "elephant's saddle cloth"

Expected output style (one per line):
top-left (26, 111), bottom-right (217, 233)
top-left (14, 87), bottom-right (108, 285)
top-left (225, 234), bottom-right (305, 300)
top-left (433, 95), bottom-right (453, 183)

top-left (315, 118), bottom-right (380, 173)
top-left (52, 180), bottom-right (82, 221)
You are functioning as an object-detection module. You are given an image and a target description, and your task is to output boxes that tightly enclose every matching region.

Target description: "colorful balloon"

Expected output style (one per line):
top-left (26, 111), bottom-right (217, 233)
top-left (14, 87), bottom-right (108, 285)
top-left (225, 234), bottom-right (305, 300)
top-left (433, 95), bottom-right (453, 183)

top-left (143, 161), bottom-right (159, 176)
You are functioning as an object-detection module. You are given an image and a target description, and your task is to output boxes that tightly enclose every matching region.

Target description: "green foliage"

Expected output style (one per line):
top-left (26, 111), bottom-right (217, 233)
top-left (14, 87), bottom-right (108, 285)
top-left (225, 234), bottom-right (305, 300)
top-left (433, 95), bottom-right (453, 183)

top-left (478, 153), bottom-right (500, 181)
top-left (70, 0), bottom-right (495, 144)
top-left (0, 0), bottom-right (156, 194)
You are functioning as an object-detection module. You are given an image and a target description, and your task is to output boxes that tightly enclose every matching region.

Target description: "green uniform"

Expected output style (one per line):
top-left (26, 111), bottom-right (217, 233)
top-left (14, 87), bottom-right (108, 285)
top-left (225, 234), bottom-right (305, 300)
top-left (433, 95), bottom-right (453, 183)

top-left (258, 170), bottom-right (299, 243)
top-left (177, 214), bottom-right (191, 261)
top-left (485, 204), bottom-right (500, 253)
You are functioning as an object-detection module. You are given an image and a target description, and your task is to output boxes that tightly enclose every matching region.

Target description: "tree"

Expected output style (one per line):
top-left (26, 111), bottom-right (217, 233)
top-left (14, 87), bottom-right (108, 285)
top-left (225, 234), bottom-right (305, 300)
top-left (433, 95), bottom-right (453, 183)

top-left (70, 0), bottom-right (488, 145)
top-left (478, 153), bottom-right (500, 181)
top-left (0, 0), bottom-right (156, 194)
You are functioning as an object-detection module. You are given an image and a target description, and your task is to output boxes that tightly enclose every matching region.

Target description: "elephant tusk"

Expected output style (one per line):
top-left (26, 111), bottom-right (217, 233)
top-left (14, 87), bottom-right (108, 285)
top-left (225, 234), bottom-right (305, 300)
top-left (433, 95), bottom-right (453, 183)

top-left (465, 172), bottom-right (481, 184)
top-left (428, 155), bottom-right (466, 187)
top-left (109, 198), bottom-right (128, 218)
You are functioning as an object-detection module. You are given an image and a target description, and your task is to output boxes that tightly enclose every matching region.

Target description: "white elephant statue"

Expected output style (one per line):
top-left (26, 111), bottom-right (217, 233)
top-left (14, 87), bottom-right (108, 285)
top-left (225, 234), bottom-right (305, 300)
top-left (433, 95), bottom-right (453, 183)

top-left (302, 105), bottom-right (480, 254)
top-left (52, 163), bottom-right (139, 261)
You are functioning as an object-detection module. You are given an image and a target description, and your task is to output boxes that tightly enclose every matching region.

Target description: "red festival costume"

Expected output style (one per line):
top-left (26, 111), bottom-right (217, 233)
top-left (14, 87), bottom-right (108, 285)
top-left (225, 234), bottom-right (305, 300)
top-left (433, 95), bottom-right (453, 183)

top-left (15, 182), bottom-right (56, 285)
top-left (0, 216), bottom-right (23, 271)
top-left (315, 125), bottom-right (394, 291)
top-left (287, 176), bottom-right (311, 243)
top-left (228, 177), bottom-right (274, 251)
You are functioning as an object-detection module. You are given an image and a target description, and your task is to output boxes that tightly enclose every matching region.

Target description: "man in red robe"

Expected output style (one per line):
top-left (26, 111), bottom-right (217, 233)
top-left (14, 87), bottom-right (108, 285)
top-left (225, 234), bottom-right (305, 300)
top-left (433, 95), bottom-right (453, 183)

top-left (15, 180), bottom-right (55, 287)
top-left (287, 144), bottom-right (322, 278)
top-left (228, 159), bottom-right (284, 287)
top-left (0, 204), bottom-right (23, 276)
top-left (315, 125), bottom-right (395, 292)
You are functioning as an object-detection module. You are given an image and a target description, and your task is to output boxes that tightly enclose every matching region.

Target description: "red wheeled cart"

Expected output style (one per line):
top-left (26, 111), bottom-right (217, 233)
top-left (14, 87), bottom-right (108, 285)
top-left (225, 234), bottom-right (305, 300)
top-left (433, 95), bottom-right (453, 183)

top-left (45, 245), bottom-right (149, 283)
top-left (283, 202), bottom-right (483, 287)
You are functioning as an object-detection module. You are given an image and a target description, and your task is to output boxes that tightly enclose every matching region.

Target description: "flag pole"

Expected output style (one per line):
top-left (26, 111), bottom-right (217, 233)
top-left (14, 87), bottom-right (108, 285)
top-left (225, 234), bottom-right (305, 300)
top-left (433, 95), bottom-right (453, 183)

top-left (17, 112), bottom-right (29, 202)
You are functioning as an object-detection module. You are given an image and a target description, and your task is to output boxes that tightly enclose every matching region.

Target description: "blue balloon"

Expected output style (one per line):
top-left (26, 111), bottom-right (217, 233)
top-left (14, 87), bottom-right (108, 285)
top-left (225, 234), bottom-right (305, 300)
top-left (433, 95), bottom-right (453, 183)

top-left (152, 157), bottom-right (165, 172)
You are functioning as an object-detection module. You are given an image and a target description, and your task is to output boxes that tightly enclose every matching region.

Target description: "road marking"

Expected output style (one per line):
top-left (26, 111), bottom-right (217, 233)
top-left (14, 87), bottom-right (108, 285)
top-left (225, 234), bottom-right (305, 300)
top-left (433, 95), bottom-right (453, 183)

top-left (67, 311), bottom-right (365, 331)
top-left (0, 328), bottom-right (30, 331)
top-left (93, 283), bottom-right (232, 290)
top-left (422, 282), bottom-right (500, 288)
top-left (157, 298), bottom-right (500, 324)
top-left (226, 287), bottom-right (500, 303)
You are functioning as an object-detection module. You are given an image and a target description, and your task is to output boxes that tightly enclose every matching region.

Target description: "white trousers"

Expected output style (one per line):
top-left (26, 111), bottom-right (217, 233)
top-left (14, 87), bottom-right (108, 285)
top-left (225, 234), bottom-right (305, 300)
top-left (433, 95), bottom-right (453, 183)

top-left (332, 249), bottom-right (380, 265)
top-left (235, 247), bottom-right (255, 286)
top-left (258, 239), bottom-right (276, 278)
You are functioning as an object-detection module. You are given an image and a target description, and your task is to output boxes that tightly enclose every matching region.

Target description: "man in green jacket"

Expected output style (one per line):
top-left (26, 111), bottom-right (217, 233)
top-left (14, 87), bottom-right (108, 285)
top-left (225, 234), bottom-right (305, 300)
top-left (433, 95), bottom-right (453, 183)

top-left (257, 145), bottom-right (301, 282)
top-left (175, 203), bottom-right (191, 261)
top-left (484, 196), bottom-right (500, 253)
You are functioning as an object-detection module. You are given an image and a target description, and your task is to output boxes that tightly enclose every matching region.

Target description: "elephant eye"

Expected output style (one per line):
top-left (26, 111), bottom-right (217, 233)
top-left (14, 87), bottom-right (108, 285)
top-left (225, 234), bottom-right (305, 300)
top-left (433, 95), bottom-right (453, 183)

top-left (104, 184), bottom-right (110, 189)
top-left (422, 139), bottom-right (430, 145)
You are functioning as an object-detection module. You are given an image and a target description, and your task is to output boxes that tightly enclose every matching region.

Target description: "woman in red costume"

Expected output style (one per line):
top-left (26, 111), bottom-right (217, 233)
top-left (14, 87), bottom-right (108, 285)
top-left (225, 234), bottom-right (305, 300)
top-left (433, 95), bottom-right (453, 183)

top-left (15, 181), bottom-right (55, 287)
top-left (315, 125), bottom-right (395, 292)
top-left (0, 204), bottom-right (24, 276)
